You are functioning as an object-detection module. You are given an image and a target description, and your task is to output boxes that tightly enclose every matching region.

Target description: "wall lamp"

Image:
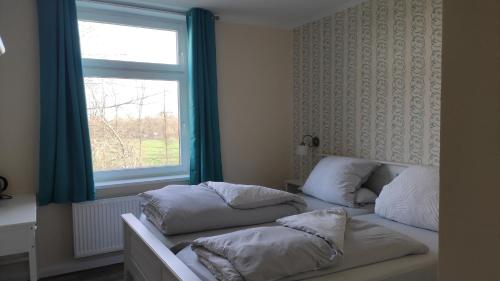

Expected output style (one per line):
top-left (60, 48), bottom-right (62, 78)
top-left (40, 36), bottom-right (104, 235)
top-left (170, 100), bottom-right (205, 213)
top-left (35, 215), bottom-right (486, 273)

top-left (0, 35), bottom-right (5, 56)
top-left (295, 135), bottom-right (320, 156)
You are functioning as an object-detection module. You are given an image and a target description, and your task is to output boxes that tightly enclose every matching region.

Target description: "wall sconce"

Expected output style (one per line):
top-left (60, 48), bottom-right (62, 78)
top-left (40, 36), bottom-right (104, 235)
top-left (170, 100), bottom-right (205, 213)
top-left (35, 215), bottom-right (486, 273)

top-left (0, 35), bottom-right (5, 56)
top-left (295, 135), bottom-right (320, 156)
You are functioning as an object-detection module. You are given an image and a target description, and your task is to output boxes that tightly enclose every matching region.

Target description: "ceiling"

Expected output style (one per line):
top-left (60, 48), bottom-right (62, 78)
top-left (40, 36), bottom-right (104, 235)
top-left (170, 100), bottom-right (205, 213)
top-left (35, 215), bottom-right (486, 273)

top-left (118, 0), bottom-right (365, 29)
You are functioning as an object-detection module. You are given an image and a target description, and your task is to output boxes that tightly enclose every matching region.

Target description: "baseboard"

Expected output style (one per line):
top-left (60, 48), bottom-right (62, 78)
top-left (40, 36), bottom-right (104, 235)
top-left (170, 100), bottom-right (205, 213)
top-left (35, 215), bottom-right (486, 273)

top-left (38, 252), bottom-right (123, 279)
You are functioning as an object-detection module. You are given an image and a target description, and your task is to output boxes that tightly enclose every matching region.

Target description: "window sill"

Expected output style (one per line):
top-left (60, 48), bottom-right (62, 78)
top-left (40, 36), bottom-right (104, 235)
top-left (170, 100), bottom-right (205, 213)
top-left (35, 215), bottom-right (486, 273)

top-left (95, 174), bottom-right (189, 199)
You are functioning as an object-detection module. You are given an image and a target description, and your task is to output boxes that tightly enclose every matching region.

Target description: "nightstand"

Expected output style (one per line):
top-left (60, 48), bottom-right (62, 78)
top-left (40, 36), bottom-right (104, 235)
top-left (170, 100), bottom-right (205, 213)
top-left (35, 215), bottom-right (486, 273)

top-left (284, 179), bottom-right (305, 194)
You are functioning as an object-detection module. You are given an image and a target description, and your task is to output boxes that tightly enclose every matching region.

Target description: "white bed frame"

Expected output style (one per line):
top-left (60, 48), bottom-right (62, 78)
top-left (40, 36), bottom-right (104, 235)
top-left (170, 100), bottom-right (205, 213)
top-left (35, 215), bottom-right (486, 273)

top-left (122, 159), bottom-right (411, 281)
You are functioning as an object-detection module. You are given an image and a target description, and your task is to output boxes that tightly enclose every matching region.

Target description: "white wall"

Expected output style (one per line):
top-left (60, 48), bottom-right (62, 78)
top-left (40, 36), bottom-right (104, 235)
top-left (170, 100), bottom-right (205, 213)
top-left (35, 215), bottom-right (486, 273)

top-left (0, 0), bottom-right (293, 278)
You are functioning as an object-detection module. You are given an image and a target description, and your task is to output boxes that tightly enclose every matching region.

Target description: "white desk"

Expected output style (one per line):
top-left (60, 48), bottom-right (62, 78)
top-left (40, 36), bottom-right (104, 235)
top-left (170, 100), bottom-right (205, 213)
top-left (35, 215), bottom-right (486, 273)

top-left (0, 194), bottom-right (37, 280)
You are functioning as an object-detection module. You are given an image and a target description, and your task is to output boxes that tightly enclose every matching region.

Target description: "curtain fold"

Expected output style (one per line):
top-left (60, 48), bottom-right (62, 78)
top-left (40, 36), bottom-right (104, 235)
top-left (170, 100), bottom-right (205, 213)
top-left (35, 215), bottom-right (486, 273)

top-left (37, 0), bottom-right (95, 205)
top-left (186, 8), bottom-right (223, 184)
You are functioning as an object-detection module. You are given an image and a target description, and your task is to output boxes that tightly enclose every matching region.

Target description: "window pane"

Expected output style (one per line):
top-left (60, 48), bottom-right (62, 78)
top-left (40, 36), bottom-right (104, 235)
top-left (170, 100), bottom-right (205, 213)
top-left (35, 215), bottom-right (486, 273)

top-left (78, 21), bottom-right (178, 64)
top-left (84, 78), bottom-right (180, 171)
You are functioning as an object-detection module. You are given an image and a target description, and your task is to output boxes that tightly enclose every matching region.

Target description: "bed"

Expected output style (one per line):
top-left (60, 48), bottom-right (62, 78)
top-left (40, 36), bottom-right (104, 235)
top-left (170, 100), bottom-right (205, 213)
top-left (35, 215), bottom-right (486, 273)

top-left (122, 212), bottom-right (437, 281)
top-left (122, 160), bottom-right (417, 281)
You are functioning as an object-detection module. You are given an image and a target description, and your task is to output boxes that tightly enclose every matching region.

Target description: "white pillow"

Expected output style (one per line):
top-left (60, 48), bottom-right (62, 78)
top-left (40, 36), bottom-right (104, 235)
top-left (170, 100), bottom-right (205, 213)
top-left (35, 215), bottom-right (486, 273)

top-left (302, 156), bottom-right (380, 207)
top-left (375, 165), bottom-right (439, 231)
top-left (355, 188), bottom-right (378, 205)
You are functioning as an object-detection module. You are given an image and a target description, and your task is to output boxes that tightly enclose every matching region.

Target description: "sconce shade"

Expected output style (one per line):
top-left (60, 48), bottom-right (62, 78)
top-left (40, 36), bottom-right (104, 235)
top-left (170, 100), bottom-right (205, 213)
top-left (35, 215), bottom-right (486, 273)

top-left (0, 36), bottom-right (5, 55)
top-left (296, 144), bottom-right (308, 156)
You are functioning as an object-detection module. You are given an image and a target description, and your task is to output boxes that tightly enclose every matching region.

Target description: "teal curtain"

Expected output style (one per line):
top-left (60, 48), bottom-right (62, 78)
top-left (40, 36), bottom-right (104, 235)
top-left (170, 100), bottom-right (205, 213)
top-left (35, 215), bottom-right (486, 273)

top-left (37, 0), bottom-right (95, 205)
top-left (186, 8), bottom-right (223, 184)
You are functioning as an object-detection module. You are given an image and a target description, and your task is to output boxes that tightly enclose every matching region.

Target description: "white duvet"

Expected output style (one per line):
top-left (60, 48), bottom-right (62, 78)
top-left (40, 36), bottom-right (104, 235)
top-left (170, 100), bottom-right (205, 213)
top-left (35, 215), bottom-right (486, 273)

top-left (203, 181), bottom-right (306, 210)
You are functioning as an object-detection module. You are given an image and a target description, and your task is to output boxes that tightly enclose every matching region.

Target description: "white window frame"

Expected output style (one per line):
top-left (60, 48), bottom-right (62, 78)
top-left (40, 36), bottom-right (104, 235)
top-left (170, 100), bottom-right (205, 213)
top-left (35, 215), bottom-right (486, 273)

top-left (77, 1), bottom-right (189, 183)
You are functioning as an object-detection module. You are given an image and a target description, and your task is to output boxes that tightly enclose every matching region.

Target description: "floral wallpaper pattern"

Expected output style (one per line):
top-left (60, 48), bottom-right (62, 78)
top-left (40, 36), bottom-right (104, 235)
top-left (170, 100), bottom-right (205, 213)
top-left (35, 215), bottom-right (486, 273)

top-left (293, 0), bottom-right (442, 179)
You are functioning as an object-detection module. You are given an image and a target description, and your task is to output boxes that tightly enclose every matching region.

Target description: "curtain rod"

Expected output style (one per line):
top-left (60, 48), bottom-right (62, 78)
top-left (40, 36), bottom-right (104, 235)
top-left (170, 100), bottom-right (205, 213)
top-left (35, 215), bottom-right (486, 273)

top-left (79, 0), bottom-right (220, 19)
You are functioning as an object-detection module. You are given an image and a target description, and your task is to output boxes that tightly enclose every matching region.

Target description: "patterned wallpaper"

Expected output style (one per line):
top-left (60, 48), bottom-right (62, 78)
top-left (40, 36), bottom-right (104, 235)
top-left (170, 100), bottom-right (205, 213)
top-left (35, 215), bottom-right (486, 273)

top-left (292, 0), bottom-right (442, 179)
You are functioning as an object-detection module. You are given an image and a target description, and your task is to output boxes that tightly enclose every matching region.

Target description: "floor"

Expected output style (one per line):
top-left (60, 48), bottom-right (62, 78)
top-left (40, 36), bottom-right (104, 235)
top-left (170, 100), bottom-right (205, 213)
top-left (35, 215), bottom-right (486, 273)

top-left (40, 264), bottom-right (123, 281)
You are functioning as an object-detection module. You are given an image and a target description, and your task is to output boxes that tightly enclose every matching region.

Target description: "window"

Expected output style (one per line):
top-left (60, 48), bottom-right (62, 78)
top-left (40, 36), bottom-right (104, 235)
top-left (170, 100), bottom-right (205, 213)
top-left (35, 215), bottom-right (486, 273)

top-left (77, 2), bottom-right (189, 183)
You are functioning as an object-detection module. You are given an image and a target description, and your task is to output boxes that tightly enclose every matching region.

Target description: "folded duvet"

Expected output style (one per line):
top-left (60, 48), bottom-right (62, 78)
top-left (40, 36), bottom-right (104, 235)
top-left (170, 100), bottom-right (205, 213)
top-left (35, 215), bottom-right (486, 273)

top-left (192, 208), bottom-right (348, 281)
top-left (189, 208), bottom-right (429, 281)
top-left (140, 182), bottom-right (306, 235)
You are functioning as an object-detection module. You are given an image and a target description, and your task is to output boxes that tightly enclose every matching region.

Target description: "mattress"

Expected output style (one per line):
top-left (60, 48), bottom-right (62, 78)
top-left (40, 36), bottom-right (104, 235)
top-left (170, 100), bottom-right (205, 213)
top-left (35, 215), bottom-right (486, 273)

top-left (299, 214), bottom-right (438, 281)
top-left (176, 214), bottom-right (438, 281)
top-left (140, 193), bottom-right (374, 248)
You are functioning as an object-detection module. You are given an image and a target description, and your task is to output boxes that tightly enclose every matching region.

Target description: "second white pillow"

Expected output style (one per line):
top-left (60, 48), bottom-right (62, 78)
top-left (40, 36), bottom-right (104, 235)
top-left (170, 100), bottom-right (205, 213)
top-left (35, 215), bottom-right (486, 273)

top-left (302, 156), bottom-right (380, 207)
top-left (375, 165), bottom-right (439, 231)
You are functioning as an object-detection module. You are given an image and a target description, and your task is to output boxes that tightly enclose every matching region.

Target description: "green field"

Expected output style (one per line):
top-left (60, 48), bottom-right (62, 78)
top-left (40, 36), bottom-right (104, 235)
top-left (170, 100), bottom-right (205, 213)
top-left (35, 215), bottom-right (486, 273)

top-left (91, 138), bottom-right (180, 171)
top-left (140, 139), bottom-right (180, 166)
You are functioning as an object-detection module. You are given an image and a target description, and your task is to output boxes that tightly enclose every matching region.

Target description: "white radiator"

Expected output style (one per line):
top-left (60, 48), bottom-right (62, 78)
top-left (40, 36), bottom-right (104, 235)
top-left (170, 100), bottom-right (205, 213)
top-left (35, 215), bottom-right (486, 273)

top-left (72, 196), bottom-right (142, 258)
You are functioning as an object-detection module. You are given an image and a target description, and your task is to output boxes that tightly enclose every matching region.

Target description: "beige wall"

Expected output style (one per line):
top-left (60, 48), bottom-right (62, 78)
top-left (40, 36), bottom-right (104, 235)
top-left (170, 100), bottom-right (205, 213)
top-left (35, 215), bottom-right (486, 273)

top-left (216, 22), bottom-right (293, 188)
top-left (0, 0), bottom-right (39, 195)
top-left (0, 0), bottom-right (293, 278)
top-left (0, 1), bottom-right (39, 279)
top-left (439, 0), bottom-right (500, 280)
